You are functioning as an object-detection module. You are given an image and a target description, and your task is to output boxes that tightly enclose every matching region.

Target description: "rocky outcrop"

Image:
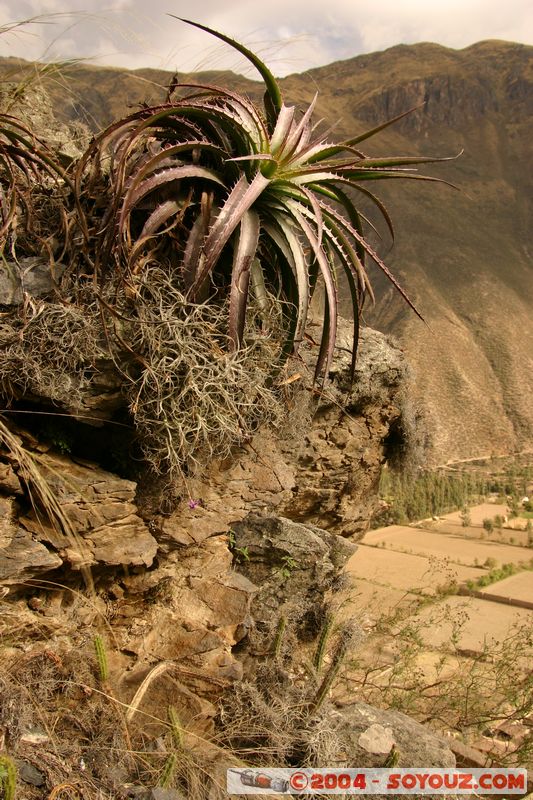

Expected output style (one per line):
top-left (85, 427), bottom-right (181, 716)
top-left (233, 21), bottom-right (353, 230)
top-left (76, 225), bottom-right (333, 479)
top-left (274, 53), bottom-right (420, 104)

top-left (154, 323), bottom-right (408, 548)
top-left (0, 316), bottom-right (407, 767)
top-left (0, 235), bottom-right (413, 796)
top-left (0, 450), bottom-right (158, 582)
top-left (230, 515), bottom-right (356, 652)
top-left (0, 301), bottom-right (408, 755)
top-left (356, 74), bottom-right (500, 132)
top-left (0, 496), bottom-right (62, 584)
top-left (330, 702), bottom-right (455, 768)
top-left (0, 67), bottom-right (476, 799)
top-left (282, 325), bottom-right (407, 536)
top-left (0, 229), bottom-right (407, 543)
top-left (109, 533), bottom-right (257, 736)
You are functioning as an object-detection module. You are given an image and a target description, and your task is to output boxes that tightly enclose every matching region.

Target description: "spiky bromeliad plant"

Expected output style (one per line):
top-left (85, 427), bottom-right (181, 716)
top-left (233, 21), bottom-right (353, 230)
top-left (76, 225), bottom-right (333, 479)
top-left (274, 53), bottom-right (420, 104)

top-left (76, 19), bottom-right (452, 388)
top-left (0, 18), bottom-right (81, 256)
top-left (0, 112), bottom-right (70, 255)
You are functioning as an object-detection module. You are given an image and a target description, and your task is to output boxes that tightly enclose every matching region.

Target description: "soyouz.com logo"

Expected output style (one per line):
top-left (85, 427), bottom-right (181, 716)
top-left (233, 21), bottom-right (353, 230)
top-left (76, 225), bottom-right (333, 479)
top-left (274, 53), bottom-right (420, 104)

top-left (227, 767), bottom-right (527, 794)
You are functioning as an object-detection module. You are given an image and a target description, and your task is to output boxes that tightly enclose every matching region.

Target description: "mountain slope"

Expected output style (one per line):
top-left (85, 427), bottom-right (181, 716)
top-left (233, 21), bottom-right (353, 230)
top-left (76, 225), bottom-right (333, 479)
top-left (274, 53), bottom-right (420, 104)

top-left (293, 40), bottom-right (533, 463)
top-left (1, 40), bottom-right (532, 463)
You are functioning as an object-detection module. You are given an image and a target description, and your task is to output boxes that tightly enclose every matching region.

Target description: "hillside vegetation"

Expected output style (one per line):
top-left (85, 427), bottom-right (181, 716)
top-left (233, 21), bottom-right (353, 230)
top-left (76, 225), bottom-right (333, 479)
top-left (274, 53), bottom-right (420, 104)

top-left (1, 34), bottom-right (532, 797)
top-left (4, 39), bottom-right (529, 462)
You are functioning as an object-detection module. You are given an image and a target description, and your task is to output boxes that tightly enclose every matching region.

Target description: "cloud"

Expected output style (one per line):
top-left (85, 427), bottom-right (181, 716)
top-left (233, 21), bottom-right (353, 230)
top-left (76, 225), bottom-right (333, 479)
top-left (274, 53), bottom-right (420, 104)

top-left (0, 0), bottom-right (532, 76)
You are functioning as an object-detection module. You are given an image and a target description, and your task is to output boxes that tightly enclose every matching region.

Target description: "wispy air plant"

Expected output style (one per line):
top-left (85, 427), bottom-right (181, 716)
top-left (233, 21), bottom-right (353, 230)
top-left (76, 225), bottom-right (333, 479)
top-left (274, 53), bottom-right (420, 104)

top-left (76, 18), bottom-right (453, 382)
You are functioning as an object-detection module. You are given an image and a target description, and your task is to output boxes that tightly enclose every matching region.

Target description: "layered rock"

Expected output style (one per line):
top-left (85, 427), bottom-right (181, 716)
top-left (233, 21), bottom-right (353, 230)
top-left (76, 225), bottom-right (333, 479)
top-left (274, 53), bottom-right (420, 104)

top-left (0, 450), bottom-right (158, 581)
top-left (0, 495), bottom-right (62, 584)
top-left (229, 514), bottom-right (356, 651)
top-left (154, 323), bottom-right (408, 548)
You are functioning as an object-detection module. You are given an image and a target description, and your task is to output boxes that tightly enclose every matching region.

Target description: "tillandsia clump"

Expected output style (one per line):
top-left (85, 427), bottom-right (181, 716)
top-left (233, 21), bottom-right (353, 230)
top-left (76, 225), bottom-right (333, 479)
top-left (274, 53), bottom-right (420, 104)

top-left (0, 115), bottom-right (38, 244)
top-left (75, 19), bottom-right (451, 381)
top-left (0, 107), bottom-right (70, 257)
top-left (1, 19), bottom-right (451, 485)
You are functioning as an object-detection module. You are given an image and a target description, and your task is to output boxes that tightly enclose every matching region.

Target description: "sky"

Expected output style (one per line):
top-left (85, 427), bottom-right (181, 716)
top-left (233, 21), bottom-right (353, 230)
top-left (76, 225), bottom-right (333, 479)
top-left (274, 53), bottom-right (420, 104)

top-left (0, 0), bottom-right (532, 77)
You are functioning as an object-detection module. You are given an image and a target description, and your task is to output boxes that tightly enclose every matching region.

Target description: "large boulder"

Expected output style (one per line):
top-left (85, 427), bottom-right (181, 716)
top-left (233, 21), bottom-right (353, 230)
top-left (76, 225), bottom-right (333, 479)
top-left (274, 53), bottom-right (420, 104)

top-left (230, 514), bottom-right (356, 643)
top-left (328, 702), bottom-right (456, 769)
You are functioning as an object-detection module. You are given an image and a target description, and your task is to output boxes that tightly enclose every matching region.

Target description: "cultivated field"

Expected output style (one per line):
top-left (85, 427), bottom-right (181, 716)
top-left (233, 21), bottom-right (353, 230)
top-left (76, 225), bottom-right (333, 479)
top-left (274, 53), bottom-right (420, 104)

top-left (341, 470), bottom-right (533, 767)
top-left (349, 507), bottom-right (533, 630)
top-left (408, 595), bottom-right (532, 651)
top-left (362, 526), bottom-right (533, 569)
top-left (345, 545), bottom-right (482, 595)
top-left (428, 521), bottom-right (531, 547)
top-left (343, 502), bottom-right (533, 756)
top-left (478, 571), bottom-right (533, 604)
top-left (442, 503), bottom-right (510, 526)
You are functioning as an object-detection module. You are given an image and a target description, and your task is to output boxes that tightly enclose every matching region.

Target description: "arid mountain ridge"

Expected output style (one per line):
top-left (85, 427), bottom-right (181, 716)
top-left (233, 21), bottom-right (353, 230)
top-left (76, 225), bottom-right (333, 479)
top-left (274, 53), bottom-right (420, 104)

top-left (1, 38), bottom-right (532, 464)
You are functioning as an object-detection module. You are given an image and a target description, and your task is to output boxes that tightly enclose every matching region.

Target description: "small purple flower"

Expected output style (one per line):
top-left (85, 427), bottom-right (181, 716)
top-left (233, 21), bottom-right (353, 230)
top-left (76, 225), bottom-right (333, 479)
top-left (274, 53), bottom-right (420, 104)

top-left (188, 498), bottom-right (200, 509)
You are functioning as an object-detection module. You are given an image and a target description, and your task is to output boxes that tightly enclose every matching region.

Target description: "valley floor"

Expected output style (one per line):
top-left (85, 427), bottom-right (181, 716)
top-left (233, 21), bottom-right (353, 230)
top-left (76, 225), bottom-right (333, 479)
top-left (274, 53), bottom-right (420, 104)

top-left (340, 503), bottom-right (533, 768)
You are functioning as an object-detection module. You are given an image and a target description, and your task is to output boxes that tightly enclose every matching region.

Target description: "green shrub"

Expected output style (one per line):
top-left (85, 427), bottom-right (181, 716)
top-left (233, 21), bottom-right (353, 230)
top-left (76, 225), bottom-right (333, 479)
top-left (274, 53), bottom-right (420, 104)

top-left (482, 518), bottom-right (494, 533)
top-left (460, 506), bottom-right (471, 527)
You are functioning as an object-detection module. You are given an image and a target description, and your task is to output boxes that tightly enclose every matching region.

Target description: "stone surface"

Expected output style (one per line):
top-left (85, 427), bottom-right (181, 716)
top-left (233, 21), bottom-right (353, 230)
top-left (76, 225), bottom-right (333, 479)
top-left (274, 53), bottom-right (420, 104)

top-left (111, 534), bottom-right (257, 723)
top-left (0, 496), bottom-right (62, 583)
top-left (71, 516), bottom-right (157, 568)
top-left (0, 258), bottom-right (65, 305)
top-left (0, 81), bottom-right (90, 164)
top-left (449, 738), bottom-right (489, 768)
top-left (0, 527), bottom-right (63, 584)
top-left (358, 723), bottom-right (396, 755)
top-left (17, 453), bottom-right (158, 571)
top-left (330, 702), bottom-right (456, 768)
top-left (230, 514), bottom-right (356, 651)
top-left (0, 462), bottom-right (22, 494)
top-left (16, 759), bottom-right (46, 787)
top-left (281, 323), bottom-right (407, 538)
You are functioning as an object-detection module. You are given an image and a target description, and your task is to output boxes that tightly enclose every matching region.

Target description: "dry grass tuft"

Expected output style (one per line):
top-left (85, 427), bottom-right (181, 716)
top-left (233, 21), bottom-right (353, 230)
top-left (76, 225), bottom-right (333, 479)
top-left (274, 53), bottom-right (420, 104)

top-left (0, 633), bottom-right (233, 799)
top-left (0, 417), bottom-right (96, 590)
top-left (0, 640), bottom-right (122, 799)
top-left (0, 602), bottom-right (355, 799)
top-left (215, 641), bottom-right (354, 770)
